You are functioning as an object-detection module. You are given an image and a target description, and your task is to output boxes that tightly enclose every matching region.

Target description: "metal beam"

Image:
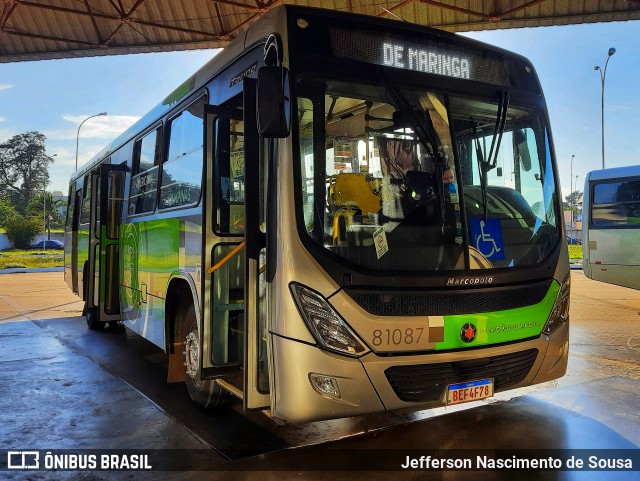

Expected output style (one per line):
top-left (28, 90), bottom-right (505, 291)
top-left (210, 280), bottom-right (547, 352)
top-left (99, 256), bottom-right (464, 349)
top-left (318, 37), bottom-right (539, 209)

top-left (84, 0), bottom-right (105, 45)
top-left (101, 0), bottom-right (146, 47)
top-left (13, 0), bottom-right (121, 22)
top-left (225, 0), bottom-right (281, 36)
top-left (3, 28), bottom-right (100, 47)
top-left (133, 18), bottom-right (228, 39)
top-left (419, 0), bottom-right (493, 21)
top-left (429, 8), bottom-right (640, 30)
top-left (214, 2), bottom-right (226, 35)
top-left (1, 3), bottom-right (18, 30)
top-left (500, 0), bottom-right (548, 20)
top-left (377, 0), bottom-right (416, 18)
top-left (212, 0), bottom-right (262, 11)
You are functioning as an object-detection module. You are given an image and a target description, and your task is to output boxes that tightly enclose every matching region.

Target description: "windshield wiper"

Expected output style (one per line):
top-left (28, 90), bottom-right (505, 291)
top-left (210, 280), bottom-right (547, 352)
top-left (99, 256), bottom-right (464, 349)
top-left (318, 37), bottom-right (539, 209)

top-left (378, 69), bottom-right (444, 167)
top-left (378, 69), bottom-right (449, 225)
top-left (472, 90), bottom-right (511, 221)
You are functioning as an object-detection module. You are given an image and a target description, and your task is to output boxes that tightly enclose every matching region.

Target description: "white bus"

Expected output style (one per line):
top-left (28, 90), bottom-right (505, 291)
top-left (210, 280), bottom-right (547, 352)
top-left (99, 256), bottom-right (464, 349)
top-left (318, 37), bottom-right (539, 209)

top-left (583, 165), bottom-right (640, 290)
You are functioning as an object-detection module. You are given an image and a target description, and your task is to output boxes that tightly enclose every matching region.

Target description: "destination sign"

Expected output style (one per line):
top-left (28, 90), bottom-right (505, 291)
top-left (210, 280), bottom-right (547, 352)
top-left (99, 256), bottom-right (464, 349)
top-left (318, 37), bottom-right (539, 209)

top-left (382, 42), bottom-right (471, 79)
top-left (328, 27), bottom-right (514, 87)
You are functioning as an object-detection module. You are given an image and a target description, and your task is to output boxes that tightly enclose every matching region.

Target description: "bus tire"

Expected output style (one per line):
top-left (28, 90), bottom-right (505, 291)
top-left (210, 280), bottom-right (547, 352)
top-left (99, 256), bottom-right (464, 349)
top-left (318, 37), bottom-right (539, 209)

top-left (181, 304), bottom-right (231, 409)
top-left (85, 306), bottom-right (102, 330)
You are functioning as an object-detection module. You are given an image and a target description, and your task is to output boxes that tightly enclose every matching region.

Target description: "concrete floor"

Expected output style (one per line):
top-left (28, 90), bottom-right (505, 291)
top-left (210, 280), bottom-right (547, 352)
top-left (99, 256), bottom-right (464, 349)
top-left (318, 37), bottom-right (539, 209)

top-left (0, 271), bottom-right (639, 480)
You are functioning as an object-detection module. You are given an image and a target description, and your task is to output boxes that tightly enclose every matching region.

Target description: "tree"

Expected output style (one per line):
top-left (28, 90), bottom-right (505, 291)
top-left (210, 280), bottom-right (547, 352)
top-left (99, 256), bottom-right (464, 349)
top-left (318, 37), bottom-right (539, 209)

top-left (0, 132), bottom-right (55, 214)
top-left (26, 192), bottom-right (65, 239)
top-left (564, 191), bottom-right (582, 212)
top-left (4, 216), bottom-right (42, 248)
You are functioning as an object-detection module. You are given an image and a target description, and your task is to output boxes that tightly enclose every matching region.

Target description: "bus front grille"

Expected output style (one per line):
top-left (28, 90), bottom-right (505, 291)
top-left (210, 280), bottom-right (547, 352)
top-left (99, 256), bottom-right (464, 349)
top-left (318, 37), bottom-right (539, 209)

top-left (348, 281), bottom-right (552, 316)
top-left (384, 348), bottom-right (539, 403)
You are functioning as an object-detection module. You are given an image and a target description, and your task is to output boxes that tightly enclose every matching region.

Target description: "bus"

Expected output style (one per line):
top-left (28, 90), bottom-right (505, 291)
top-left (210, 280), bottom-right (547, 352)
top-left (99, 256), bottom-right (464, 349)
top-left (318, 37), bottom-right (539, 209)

top-left (64, 6), bottom-right (570, 423)
top-left (583, 165), bottom-right (640, 290)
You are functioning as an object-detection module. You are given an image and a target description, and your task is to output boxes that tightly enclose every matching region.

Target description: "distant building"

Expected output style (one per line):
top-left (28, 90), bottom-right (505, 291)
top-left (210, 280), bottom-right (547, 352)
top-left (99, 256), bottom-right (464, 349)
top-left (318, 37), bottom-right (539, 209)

top-left (51, 190), bottom-right (67, 219)
top-left (564, 210), bottom-right (582, 242)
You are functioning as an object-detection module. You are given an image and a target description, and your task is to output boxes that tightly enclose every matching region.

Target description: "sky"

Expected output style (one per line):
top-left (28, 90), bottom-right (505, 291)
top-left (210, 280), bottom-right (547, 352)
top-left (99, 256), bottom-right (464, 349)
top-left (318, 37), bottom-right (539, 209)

top-left (0, 19), bottom-right (638, 198)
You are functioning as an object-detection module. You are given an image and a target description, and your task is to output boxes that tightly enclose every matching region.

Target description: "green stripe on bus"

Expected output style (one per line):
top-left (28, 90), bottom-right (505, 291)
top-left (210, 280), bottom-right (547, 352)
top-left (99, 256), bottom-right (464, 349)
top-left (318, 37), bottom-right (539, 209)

top-left (435, 280), bottom-right (559, 350)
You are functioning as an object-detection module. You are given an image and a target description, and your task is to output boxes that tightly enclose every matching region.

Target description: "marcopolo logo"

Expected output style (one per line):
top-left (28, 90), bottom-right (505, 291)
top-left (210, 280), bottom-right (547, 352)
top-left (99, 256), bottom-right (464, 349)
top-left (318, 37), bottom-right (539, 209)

top-left (446, 276), bottom-right (493, 286)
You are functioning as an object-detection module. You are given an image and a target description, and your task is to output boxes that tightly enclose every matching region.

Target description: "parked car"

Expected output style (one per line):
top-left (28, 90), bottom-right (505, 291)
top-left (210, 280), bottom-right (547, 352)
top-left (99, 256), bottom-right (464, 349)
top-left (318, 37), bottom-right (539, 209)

top-left (30, 240), bottom-right (64, 249)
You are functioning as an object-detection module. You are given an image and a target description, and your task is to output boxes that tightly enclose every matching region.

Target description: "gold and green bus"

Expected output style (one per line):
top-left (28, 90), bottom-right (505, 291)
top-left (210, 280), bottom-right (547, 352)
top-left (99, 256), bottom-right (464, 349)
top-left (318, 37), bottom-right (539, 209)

top-left (64, 6), bottom-right (570, 422)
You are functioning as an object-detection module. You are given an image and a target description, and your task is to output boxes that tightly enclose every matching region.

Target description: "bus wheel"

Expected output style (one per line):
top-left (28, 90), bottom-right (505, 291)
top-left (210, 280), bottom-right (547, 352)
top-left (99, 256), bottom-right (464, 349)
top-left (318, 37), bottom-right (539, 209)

top-left (181, 304), bottom-right (230, 409)
top-left (85, 306), bottom-right (103, 330)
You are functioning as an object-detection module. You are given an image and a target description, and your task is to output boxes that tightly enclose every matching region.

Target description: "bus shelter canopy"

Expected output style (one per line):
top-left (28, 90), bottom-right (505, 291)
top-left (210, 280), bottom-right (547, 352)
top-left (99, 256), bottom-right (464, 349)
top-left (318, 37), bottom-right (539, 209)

top-left (1, 0), bottom-right (640, 63)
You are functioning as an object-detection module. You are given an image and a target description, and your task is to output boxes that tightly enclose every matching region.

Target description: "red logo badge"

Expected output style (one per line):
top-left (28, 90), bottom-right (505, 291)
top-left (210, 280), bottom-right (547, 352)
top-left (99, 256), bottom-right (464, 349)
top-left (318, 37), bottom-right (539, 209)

top-left (460, 323), bottom-right (477, 343)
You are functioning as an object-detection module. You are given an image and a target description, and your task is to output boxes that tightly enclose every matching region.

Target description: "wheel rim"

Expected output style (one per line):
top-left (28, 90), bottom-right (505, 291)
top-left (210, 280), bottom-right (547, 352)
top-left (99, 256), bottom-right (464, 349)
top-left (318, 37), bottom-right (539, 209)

top-left (184, 330), bottom-right (199, 379)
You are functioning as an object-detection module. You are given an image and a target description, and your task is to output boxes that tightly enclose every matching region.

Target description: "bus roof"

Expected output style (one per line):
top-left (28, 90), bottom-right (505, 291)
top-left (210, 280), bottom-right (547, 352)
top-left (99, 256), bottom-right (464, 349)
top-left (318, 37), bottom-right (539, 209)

top-left (585, 165), bottom-right (640, 182)
top-left (70, 6), bottom-right (287, 183)
top-left (70, 5), bottom-right (540, 183)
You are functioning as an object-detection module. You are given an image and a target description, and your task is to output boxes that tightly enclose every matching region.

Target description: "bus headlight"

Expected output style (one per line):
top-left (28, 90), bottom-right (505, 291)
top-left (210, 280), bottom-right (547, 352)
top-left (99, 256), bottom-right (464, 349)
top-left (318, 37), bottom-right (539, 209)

top-left (542, 274), bottom-right (570, 335)
top-left (290, 283), bottom-right (368, 357)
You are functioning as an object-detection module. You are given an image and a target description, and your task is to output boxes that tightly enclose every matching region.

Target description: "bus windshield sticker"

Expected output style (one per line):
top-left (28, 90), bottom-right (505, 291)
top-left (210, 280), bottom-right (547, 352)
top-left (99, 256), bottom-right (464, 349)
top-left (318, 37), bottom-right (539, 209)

top-left (230, 150), bottom-right (244, 178)
top-left (373, 227), bottom-right (389, 259)
top-left (470, 218), bottom-right (505, 260)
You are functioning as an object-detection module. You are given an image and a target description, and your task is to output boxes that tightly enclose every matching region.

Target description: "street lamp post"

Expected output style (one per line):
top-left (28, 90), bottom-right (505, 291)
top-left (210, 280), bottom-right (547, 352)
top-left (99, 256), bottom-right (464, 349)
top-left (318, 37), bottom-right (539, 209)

top-left (575, 174), bottom-right (580, 242)
top-left (570, 154), bottom-right (575, 241)
top-left (75, 112), bottom-right (107, 170)
top-left (43, 187), bottom-right (46, 251)
top-left (594, 48), bottom-right (616, 170)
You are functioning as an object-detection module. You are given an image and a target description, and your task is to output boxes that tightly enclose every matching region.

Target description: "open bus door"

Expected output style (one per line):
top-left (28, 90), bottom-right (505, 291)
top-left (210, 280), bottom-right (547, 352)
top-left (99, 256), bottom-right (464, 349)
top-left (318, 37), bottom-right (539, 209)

top-left (64, 184), bottom-right (81, 295)
top-left (85, 163), bottom-right (125, 328)
top-left (242, 78), bottom-right (271, 410)
top-left (98, 164), bottom-right (126, 323)
top-left (200, 81), bottom-right (270, 411)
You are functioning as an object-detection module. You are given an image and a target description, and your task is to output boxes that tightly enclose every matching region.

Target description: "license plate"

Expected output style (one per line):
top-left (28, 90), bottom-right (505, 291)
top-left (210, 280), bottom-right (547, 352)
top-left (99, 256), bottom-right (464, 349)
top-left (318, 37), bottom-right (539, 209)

top-left (446, 378), bottom-right (494, 405)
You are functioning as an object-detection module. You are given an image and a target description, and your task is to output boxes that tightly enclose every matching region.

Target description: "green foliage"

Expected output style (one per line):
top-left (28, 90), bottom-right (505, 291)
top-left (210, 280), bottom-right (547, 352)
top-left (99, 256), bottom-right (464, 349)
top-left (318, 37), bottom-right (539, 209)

top-left (4, 216), bottom-right (43, 248)
top-left (568, 245), bottom-right (583, 261)
top-left (0, 131), bottom-right (55, 214)
top-left (564, 191), bottom-right (582, 210)
top-left (0, 249), bottom-right (63, 269)
top-left (26, 192), bottom-right (66, 231)
top-left (0, 197), bottom-right (18, 227)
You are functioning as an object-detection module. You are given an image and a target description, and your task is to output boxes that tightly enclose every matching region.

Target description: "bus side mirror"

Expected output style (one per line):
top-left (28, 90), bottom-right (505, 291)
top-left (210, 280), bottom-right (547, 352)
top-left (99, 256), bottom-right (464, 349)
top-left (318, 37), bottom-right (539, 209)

top-left (257, 66), bottom-right (291, 138)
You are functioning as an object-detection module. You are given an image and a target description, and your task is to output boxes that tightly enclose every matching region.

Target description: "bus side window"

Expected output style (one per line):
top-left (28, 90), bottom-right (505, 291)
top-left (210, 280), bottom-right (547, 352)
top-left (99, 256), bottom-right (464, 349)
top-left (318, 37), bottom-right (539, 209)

top-left (160, 96), bottom-right (206, 210)
top-left (129, 127), bottom-right (161, 215)
top-left (80, 175), bottom-right (92, 225)
top-left (65, 184), bottom-right (76, 232)
top-left (214, 116), bottom-right (245, 235)
top-left (592, 179), bottom-right (640, 226)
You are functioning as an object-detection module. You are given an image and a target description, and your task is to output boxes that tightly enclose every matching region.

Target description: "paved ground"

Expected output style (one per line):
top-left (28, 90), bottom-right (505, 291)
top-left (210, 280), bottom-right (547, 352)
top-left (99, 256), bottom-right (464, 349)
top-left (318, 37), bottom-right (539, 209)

top-left (0, 270), bottom-right (639, 480)
top-left (0, 271), bottom-right (84, 322)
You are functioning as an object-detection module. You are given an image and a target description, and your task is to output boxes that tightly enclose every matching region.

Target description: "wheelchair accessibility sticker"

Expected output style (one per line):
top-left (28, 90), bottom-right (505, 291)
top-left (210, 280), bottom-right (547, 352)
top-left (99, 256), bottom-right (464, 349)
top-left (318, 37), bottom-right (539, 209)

top-left (470, 218), bottom-right (505, 260)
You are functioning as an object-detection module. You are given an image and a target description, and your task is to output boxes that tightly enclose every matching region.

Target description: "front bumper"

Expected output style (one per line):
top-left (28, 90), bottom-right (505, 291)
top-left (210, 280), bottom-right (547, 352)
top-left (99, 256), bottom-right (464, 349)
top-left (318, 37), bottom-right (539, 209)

top-left (269, 321), bottom-right (569, 422)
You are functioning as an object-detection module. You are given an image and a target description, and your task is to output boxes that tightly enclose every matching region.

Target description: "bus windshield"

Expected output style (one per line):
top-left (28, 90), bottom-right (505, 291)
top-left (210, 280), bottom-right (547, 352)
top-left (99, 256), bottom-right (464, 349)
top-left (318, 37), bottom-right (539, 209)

top-left (296, 77), bottom-right (560, 272)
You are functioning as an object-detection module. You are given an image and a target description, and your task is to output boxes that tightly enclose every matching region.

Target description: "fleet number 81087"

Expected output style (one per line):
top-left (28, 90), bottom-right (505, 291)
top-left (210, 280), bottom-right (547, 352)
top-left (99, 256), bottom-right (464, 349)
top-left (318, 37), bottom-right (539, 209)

top-left (371, 328), bottom-right (424, 347)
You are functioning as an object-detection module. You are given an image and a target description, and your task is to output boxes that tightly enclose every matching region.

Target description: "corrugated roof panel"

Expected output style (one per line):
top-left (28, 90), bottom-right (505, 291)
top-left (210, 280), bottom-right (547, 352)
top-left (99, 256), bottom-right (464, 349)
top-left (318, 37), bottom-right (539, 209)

top-left (1, 0), bottom-right (639, 63)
